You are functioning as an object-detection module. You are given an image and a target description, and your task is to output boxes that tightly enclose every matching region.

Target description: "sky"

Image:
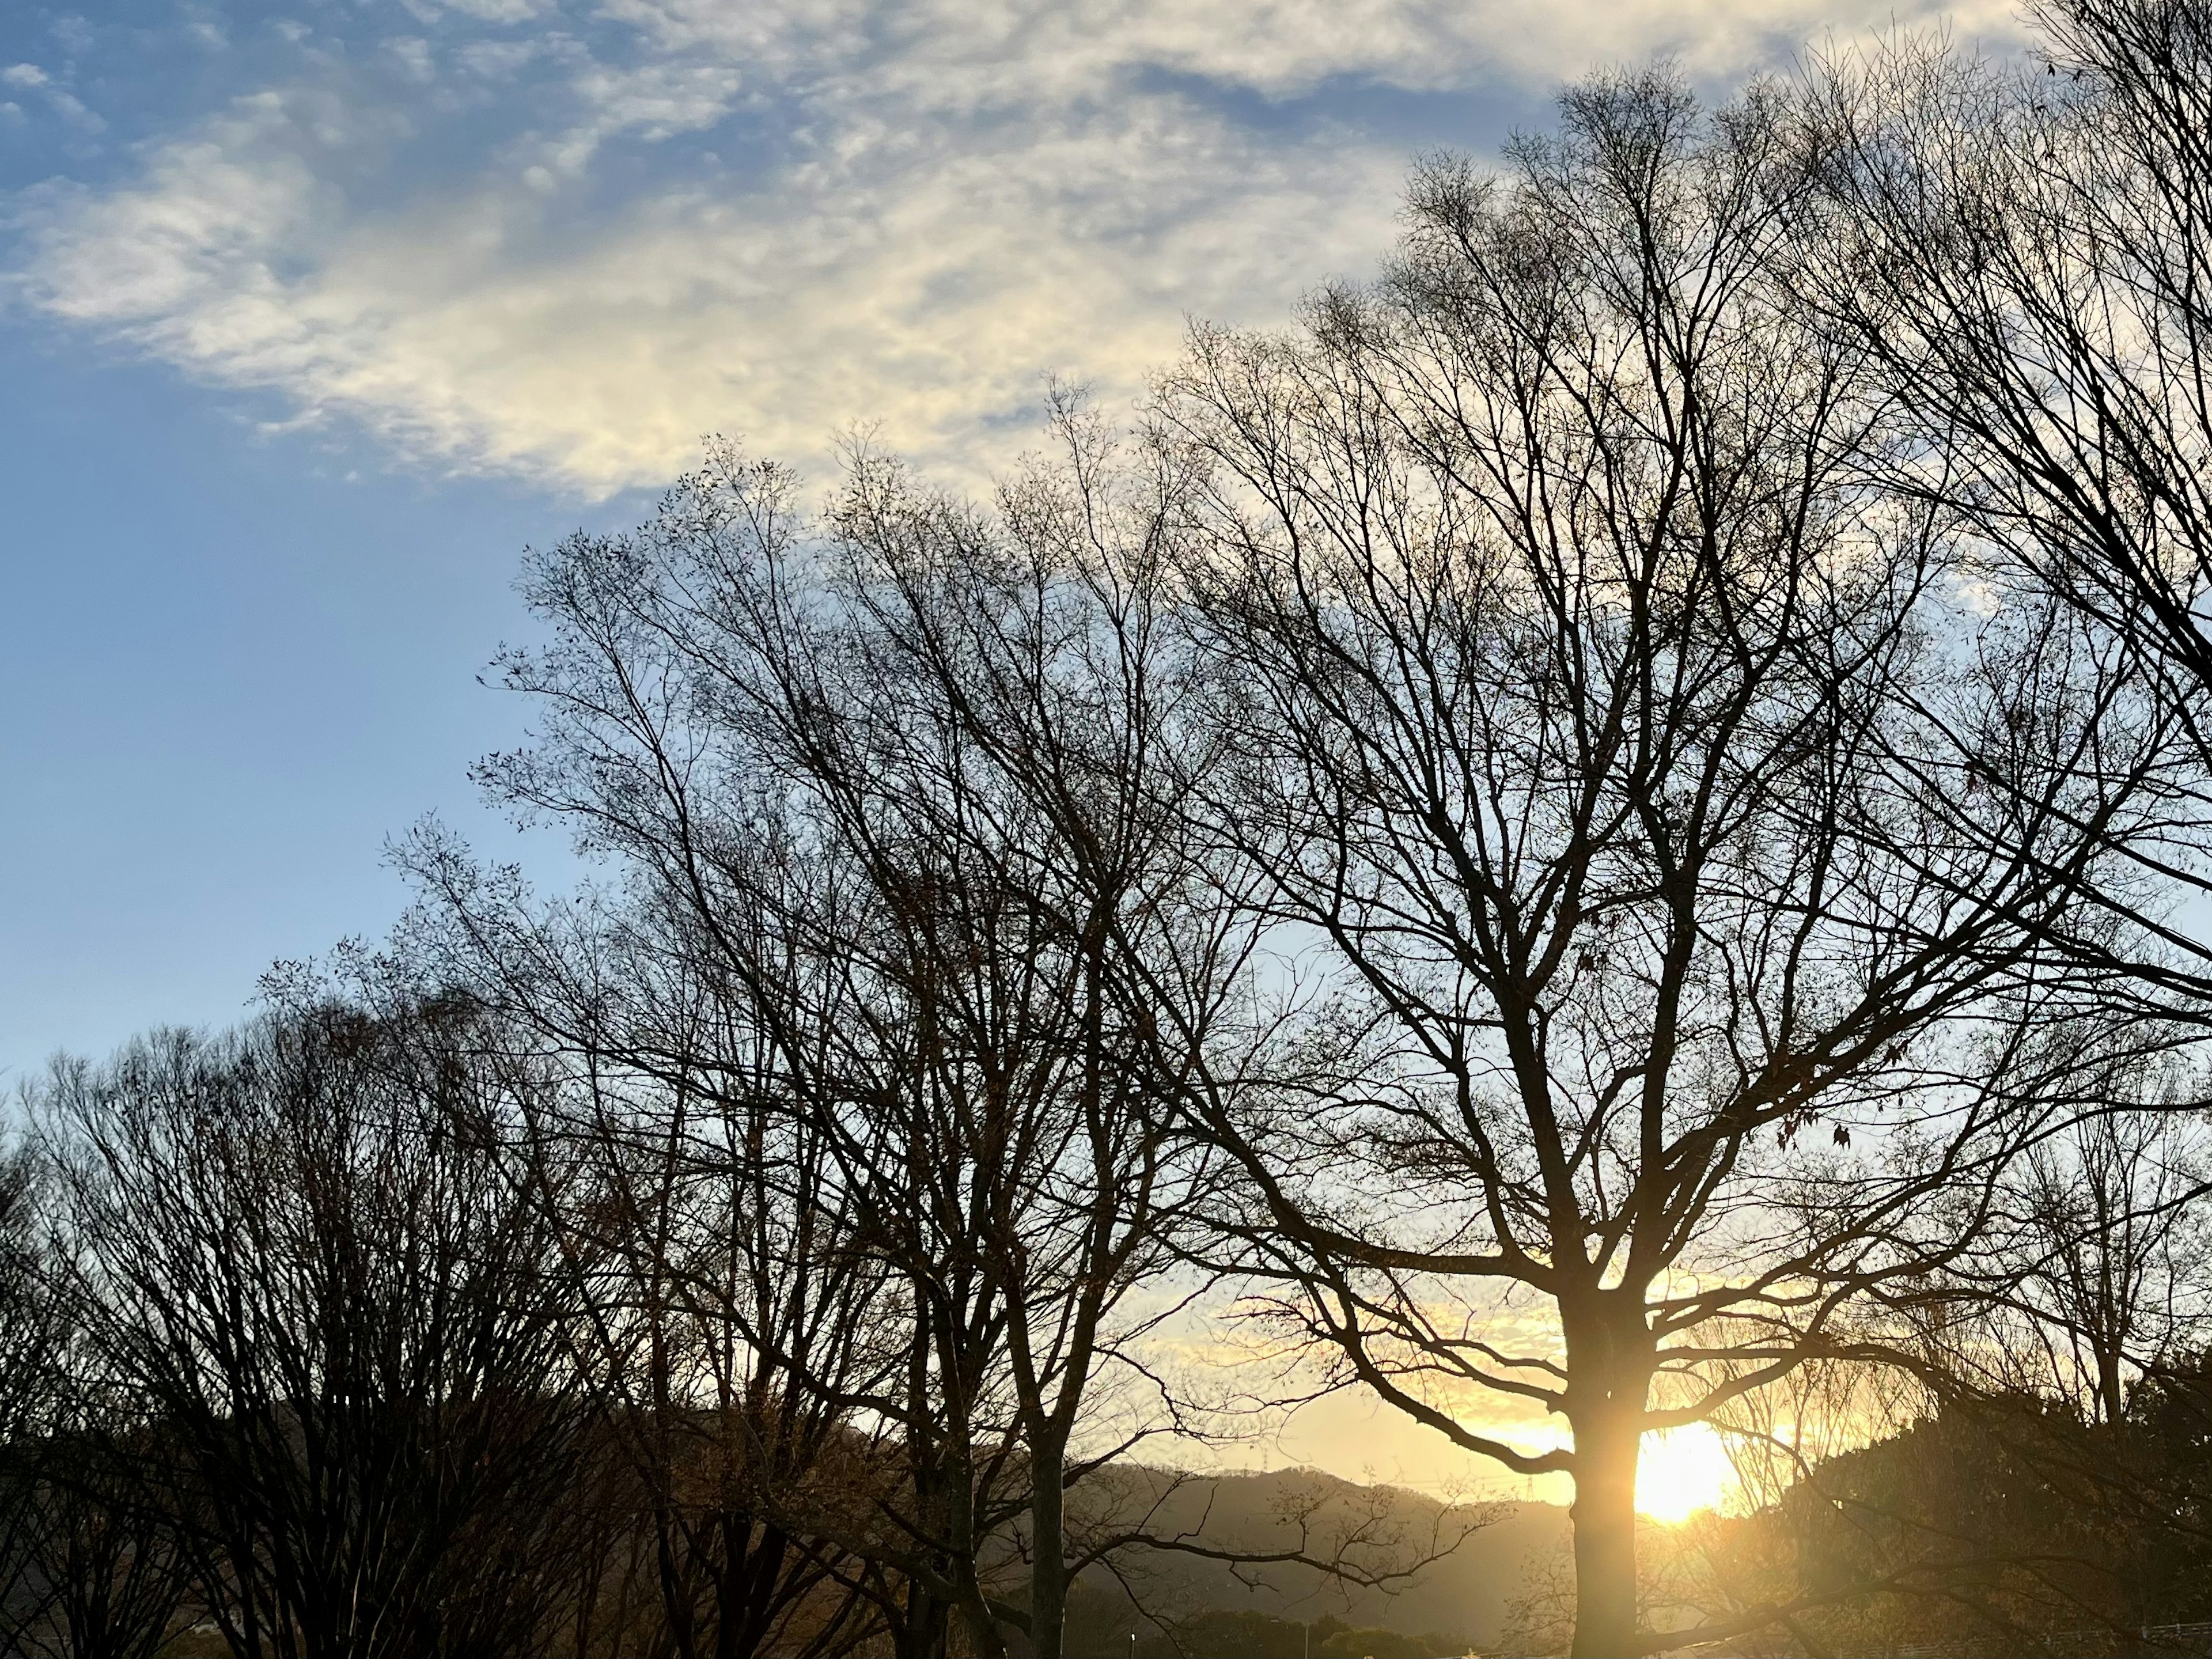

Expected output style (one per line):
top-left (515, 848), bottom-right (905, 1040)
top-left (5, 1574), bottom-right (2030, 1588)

top-left (0, 0), bottom-right (2033, 1509)
top-left (0, 0), bottom-right (2028, 1079)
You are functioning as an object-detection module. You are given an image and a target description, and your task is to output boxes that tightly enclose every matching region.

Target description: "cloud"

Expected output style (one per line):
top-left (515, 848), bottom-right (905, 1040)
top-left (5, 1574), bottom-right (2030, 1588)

top-left (2, 56), bottom-right (109, 130)
top-left (21, 88), bottom-right (1396, 491)
top-left (6, 0), bottom-right (2027, 498)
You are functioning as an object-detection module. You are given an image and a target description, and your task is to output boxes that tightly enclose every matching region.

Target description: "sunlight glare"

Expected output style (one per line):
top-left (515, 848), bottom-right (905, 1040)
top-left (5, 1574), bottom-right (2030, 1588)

top-left (1637, 1423), bottom-right (1737, 1522)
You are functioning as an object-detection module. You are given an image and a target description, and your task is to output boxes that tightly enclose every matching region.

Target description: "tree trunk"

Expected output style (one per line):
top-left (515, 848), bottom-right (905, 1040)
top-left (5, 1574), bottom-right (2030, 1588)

top-left (957, 1560), bottom-right (1009, 1659)
top-left (653, 1503), bottom-right (700, 1659)
top-left (1568, 1395), bottom-right (1642, 1658)
top-left (2094, 1341), bottom-right (2126, 1426)
top-left (893, 1582), bottom-right (952, 1659)
top-left (1030, 1430), bottom-right (1068, 1659)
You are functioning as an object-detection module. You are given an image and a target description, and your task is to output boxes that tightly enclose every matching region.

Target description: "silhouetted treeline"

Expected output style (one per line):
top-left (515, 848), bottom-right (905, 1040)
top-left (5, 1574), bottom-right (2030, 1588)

top-left (1570, 1353), bottom-right (2212, 1657)
top-left (13, 2), bottom-right (2212, 1655)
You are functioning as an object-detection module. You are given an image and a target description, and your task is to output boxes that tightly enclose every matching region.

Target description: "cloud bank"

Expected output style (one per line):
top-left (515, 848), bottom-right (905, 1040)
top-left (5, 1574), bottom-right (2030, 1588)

top-left (5, 0), bottom-right (2021, 496)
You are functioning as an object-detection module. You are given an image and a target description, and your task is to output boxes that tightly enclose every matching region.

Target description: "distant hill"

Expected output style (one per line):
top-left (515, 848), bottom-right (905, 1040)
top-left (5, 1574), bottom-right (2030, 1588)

top-left (1058, 1467), bottom-right (1570, 1657)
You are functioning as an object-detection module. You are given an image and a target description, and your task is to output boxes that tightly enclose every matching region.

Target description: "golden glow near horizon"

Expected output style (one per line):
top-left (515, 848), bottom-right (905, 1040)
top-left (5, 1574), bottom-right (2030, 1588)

top-left (1637, 1423), bottom-right (1740, 1523)
top-left (1216, 1378), bottom-right (1758, 1521)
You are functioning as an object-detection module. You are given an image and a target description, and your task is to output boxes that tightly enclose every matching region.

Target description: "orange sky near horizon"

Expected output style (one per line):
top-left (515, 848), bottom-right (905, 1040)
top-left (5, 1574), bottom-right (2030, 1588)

top-left (1184, 1384), bottom-right (1749, 1522)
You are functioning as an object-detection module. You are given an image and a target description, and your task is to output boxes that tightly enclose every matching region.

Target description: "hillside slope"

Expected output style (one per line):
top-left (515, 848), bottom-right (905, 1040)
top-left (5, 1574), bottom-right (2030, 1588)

top-left (1059, 1468), bottom-right (1569, 1656)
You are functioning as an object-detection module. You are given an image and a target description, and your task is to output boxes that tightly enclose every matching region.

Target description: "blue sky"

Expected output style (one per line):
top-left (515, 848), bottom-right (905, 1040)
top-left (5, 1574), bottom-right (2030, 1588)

top-left (0, 0), bottom-right (2014, 1082)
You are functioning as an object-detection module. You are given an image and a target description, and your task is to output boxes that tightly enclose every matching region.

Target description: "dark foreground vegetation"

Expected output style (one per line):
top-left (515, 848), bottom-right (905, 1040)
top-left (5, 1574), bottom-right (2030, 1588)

top-left (13, 0), bottom-right (2212, 1653)
top-left (1674, 1376), bottom-right (2212, 1655)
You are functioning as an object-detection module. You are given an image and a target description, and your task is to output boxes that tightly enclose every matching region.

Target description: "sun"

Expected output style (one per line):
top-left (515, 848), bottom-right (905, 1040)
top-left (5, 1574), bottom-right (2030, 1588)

top-left (1637, 1423), bottom-right (1738, 1523)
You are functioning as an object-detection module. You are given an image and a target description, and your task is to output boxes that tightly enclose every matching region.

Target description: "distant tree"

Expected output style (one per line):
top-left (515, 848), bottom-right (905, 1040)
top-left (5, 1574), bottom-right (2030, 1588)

top-left (0, 1147), bottom-right (65, 1646)
top-left (1662, 1356), bottom-right (2212, 1653)
top-left (34, 993), bottom-right (597, 1659)
top-left (403, 870), bottom-right (903, 1659)
top-left (1645, 1017), bottom-right (2212, 1650)
top-left (2116, 1350), bottom-right (2212, 1623)
top-left (1997, 1045), bottom-right (2207, 1423)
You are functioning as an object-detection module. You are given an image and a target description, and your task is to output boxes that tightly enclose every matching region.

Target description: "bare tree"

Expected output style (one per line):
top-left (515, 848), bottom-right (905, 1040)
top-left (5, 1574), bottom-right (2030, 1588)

top-left (0, 1445), bottom-right (193, 1659)
top-left (556, 1059), bottom-right (888, 1659)
top-left (1150, 70), bottom-right (2166, 1656)
top-left (408, 407), bottom-right (1361, 1657)
top-left (2013, 1094), bottom-right (2207, 1425)
top-left (818, 407), bottom-right (1270, 1659)
top-left (33, 993), bottom-right (597, 1659)
top-left (1937, 1021), bottom-right (2212, 1423)
top-left (2, 1131), bottom-right (195, 1659)
top-left (0, 1147), bottom-right (65, 1646)
top-left (1796, 0), bottom-right (2212, 995)
top-left (402, 852), bottom-right (904, 1659)
top-left (405, 494), bottom-right (1033, 1658)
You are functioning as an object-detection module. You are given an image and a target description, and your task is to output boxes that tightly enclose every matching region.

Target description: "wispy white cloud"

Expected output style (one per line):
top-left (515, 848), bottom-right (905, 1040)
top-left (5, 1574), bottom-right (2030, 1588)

top-left (3, 56), bottom-right (104, 130)
top-left (6, 0), bottom-right (2024, 497)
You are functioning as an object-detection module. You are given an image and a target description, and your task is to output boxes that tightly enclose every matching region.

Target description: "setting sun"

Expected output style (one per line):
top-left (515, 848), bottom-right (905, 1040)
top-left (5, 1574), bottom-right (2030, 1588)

top-left (1637, 1424), bottom-right (1740, 1523)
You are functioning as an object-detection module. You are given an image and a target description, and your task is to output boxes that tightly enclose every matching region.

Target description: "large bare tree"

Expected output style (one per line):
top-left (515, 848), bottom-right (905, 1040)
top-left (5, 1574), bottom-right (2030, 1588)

top-left (408, 419), bottom-right (1257, 1657)
top-left (1151, 70), bottom-right (2170, 1656)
